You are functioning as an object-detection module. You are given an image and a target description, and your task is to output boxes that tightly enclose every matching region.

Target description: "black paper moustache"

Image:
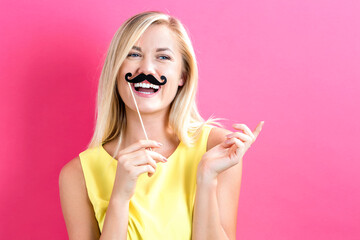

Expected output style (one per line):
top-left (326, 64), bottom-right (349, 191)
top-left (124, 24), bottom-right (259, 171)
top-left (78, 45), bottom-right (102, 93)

top-left (125, 72), bottom-right (167, 86)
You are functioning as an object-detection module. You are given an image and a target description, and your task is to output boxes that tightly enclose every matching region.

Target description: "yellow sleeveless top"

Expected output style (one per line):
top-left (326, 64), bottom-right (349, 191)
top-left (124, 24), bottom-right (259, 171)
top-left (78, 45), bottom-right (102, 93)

top-left (79, 124), bottom-right (214, 239)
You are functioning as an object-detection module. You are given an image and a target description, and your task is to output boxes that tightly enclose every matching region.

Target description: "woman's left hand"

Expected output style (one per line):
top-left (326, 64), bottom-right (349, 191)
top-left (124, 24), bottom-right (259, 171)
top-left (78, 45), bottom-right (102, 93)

top-left (197, 121), bottom-right (264, 183)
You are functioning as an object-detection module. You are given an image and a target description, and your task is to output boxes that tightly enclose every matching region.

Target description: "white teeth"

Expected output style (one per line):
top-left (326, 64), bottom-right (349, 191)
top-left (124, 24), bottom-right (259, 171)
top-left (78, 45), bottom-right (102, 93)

top-left (134, 82), bottom-right (159, 89)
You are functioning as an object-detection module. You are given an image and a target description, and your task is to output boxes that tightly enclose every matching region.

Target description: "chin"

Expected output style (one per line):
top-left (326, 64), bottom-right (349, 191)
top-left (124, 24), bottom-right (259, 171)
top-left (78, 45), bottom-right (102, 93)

top-left (138, 106), bottom-right (163, 114)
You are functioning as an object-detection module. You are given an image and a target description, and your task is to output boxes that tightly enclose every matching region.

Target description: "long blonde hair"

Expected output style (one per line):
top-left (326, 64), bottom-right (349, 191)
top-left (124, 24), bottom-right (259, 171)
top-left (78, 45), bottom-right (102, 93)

top-left (87, 11), bottom-right (224, 158)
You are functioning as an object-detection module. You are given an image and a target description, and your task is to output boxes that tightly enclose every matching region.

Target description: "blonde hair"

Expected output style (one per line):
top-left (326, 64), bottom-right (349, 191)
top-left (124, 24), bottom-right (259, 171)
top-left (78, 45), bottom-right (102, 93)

top-left (87, 11), bottom-right (224, 158)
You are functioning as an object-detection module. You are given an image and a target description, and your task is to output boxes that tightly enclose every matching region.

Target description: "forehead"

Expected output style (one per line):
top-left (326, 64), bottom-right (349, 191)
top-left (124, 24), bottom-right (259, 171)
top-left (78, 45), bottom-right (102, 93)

top-left (134, 24), bottom-right (179, 52)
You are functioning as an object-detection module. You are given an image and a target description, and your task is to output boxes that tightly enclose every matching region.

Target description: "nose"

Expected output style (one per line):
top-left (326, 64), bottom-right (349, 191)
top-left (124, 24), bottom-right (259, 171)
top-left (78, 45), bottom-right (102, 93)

top-left (137, 55), bottom-right (156, 76)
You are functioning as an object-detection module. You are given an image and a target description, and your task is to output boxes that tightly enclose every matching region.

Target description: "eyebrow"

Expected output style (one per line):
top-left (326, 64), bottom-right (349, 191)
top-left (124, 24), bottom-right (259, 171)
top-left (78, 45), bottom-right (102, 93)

top-left (132, 46), bottom-right (174, 54)
top-left (156, 48), bottom-right (174, 54)
top-left (132, 46), bottom-right (142, 52)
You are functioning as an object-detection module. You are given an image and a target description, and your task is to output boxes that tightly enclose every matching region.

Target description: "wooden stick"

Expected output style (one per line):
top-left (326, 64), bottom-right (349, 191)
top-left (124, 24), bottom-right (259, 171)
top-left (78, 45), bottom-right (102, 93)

top-left (127, 82), bottom-right (152, 151)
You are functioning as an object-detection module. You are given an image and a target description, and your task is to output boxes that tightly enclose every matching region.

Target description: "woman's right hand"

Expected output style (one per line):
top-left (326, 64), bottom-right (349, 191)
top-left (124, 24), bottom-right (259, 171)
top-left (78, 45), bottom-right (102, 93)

top-left (112, 140), bottom-right (168, 201)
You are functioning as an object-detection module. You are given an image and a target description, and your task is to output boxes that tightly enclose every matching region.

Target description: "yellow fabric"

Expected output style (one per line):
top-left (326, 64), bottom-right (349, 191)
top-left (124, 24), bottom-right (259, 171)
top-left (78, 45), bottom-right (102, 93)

top-left (79, 124), bottom-right (214, 239)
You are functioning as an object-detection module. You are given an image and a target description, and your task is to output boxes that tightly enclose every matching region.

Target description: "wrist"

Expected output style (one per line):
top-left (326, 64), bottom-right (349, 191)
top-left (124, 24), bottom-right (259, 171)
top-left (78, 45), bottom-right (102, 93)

top-left (196, 177), bottom-right (218, 190)
top-left (110, 194), bottom-right (131, 205)
top-left (197, 158), bottom-right (218, 183)
top-left (196, 166), bottom-right (218, 186)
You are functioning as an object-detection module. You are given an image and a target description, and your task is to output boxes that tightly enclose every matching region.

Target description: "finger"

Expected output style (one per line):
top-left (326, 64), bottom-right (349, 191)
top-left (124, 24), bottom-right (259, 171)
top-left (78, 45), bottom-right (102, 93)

top-left (232, 137), bottom-right (245, 149)
top-left (226, 132), bottom-right (253, 143)
top-left (147, 150), bottom-right (168, 163)
top-left (226, 138), bottom-right (246, 158)
top-left (223, 136), bottom-right (245, 149)
top-left (130, 150), bottom-right (165, 167)
top-left (133, 165), bottom-right (156, 178)
top-left (232, 138), bottom-right (246, 155)
top-left (133, 155), bottom-right (157, 169)
top-left (252, 121), bottom-right (265, 139)
top-left (129, 149), bottom-right (167, 164)
top-left (132, 154), bottom-right (157, 177)
top-left (232, 124), bottom-right (255, 139)
top-left (119, 139), bottom-right (162, 155)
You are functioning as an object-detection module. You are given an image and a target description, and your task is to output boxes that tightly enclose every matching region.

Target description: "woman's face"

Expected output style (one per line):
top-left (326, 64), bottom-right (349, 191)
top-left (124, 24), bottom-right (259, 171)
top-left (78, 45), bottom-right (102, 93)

top-left (117, 24), bottom-right (185, 114)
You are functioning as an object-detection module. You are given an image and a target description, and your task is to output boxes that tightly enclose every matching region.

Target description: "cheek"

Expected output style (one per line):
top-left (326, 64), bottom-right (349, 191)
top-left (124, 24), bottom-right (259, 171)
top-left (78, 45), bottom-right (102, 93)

top-left (165, 82), bottom-right (181, 100)
top-left (117, 80), bottom-right (130, 101)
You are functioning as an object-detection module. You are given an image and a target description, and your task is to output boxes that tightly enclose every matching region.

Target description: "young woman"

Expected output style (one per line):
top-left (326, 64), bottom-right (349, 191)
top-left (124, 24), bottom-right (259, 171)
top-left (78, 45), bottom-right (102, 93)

top-left (59, 11), bottom-right (264, 240)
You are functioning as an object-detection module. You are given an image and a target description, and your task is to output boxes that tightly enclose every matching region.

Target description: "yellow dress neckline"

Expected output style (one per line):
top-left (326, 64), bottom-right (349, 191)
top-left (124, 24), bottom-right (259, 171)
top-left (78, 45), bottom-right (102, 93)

top-left (100, 140), bottom-right (183, 161)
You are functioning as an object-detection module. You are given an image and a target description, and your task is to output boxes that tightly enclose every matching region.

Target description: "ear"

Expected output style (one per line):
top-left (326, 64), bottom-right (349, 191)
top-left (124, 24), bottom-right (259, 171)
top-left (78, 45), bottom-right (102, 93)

top-left (178, 72), bottom-right (186, 87)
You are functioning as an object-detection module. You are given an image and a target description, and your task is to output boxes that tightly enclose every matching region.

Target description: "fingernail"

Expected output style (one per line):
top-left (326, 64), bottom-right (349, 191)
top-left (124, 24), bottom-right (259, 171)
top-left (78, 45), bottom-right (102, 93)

top-left (157, 142), bottom-right (163, 146)
top-left (226, 133), bottom-right (233, 138)
top-left (162, 156), bottom-right (168, 162)
top-left (225, 139), bottom-right (232, 144)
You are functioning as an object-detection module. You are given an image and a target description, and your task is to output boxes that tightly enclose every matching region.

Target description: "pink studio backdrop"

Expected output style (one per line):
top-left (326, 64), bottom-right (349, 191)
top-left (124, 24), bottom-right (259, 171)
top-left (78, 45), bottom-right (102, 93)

top-left (0, 0), bottom-right (359, 239)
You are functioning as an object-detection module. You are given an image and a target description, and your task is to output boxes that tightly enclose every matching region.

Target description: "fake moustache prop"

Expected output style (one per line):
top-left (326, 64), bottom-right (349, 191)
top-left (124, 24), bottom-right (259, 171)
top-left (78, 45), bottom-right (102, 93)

top-left (125, 72), bottom-right (167, 85)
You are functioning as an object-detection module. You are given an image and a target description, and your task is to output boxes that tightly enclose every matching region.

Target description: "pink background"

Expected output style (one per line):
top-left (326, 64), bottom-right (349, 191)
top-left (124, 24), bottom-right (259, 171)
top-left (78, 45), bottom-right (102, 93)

top-left (1, 0), bottom-right (359, 239)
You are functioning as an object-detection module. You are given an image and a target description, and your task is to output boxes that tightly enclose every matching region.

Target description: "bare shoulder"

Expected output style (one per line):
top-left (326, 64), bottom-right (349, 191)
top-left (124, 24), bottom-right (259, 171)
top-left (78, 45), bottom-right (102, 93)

top-left (59, 157), bottom-right (88, 202)
top-left (207, 126), bottom-right (233, 151)
top-left (59, 156), bottom-right (100, 239)
top-left (59, 157), bottom-right (83, 185)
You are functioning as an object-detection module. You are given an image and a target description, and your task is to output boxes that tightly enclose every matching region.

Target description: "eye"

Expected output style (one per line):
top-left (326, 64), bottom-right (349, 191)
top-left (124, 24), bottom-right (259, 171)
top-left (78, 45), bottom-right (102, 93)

top-left (127, 52), bottom-right (141, 57)
top-left (159, 55), bottom-right (171, 60)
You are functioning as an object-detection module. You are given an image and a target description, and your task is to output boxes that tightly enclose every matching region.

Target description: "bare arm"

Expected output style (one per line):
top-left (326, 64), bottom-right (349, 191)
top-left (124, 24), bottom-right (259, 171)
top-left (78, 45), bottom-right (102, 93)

top-left (59, 157), bottom-right (101, 239)
top-left (192, 127), bottom-right (242, 240)
top-left (99, 180), bottom-right (130, 240)
top-left (59, 157), bottom-right (132, 240)
top-left (60, 157), bottom-right (135, 240)
top-left (193, 178), bottom-right (231, 240)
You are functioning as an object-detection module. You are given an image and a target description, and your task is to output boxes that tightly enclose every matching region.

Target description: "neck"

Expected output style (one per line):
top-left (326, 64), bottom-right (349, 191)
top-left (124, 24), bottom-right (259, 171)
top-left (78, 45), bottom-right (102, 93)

top-left (122, 105), bottom-right (178, 148)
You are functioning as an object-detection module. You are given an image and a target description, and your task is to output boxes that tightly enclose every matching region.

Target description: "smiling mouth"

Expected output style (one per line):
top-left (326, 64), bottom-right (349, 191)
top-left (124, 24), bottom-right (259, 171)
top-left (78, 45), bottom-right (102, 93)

top-left (135, 87), bottom-right (159, 93)
top-left (130, 83), bottom-right (161, 97)
top-left (132, 83), bottom-right (160, 94)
